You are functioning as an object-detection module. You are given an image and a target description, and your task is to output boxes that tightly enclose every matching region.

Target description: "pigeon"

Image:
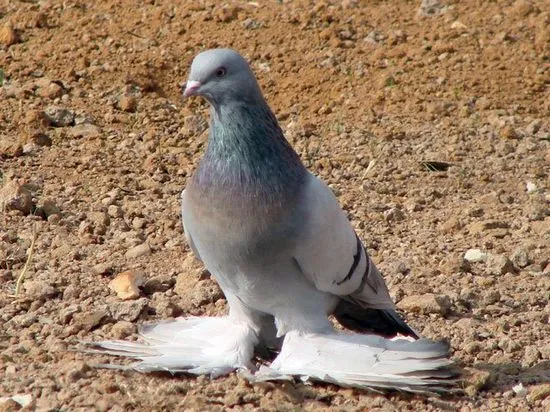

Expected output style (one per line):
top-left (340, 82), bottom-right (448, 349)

top-left (88, 49), bottom-right (457, 393)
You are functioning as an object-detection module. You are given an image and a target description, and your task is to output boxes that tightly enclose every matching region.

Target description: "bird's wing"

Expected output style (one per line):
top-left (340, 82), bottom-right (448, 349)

top-left (292, 173), bottom-right (395, 309)
top-left (181, 189), bottom-right (202, 261)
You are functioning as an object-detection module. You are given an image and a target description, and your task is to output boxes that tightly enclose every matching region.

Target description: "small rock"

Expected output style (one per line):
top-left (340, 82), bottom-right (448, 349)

top-left (522, 346), bottom-right (540, 367)
top-left (36, 198), bottom-right (60, 218)
top-left (215, 5), bottom-right (240, 22)
top-left (68, 124), bottom-right (101, 139)
top-left (468, 220), bottom-right (509, 234)
top-left (397, 293), bottom-right (451, 315)
top-left (108, 270), bottom-right (145, 300)
top-left (0, 24), bottom-right (19, 46)
top-left (109, 298), bottom-right (147, 322)
top-left (118, 94), bottom-right (137, 112)
top-left (499, 125), bottom-right (519, 139)
top-left (38, 82), bottom-right (63, 99)
top-left (463, 342), bottom-right (481, 355)
top-left (25, 131), bottom-right (52, 147)
top-left (383, 207), bottom-right (405, 222)
top-left (73, 310), bottom-right (109, 332)
top-left (62, 284), bottom-right (80, 300)
top-left (531, 219), bottom-right (550, 236)
top-left (392, 261), bottom-right (409, 275)
top-left (44, 106), bottom-right (75, 127)
top-left (499, 337), bottom-right (521, 353)
top-left (87, 211), bottom-right (110, 235)
top-left (125, 242), bottom-right (151, 259)
top-left (450, 20), bottom-right (468, 30)
top-left (512, 382), bottom-right (527, 397)
top-left (486, 254), bottom-right (515, 275)
top-left (92, 263), bottom-right (112, 275)
top-left (526, 181), bottom-right (538, 194)
top-left (525, 119), bottom-right (542, 135)
top-left (142, 276), bottom-right (174, 294)
top-left (59, 305), bottom-right (80, 324)
top-left (482, 289), bottom-right (501, 305)
top-left (417, 0), bottom-right (447, 17)
top-left (24, 109), bottom-right (51, 128)
top-left (0, 181), bottom-right (33, 215)
top-left (464, 368), bottom-right (493, 396)
top-left (0, 141), bottom-right (24, 158)
top-left (510, 248), bottom-right (530, 268)
top-left (110, 320), bottom-right (136, 339)
top-left (23, 280), bottom-right (57, 299)
top-left (464, 248), bottom-right (488, 263)
top-left (0, 397), bottom-right (22, 411)
top-left (107, 205), bottom-right (122, 218)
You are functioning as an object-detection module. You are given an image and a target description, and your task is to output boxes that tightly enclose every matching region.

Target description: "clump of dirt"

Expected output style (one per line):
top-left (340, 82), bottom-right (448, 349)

top-left (1, 0), bottom-right (549, 410)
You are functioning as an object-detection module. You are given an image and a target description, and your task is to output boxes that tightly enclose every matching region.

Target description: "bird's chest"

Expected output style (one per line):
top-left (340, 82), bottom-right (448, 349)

top-left (183, 185), bottom-right (303, 267)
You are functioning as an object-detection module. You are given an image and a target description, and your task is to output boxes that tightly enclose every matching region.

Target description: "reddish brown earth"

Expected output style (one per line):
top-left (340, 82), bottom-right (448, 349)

top-left (1, 0), bottom-right (549, 410)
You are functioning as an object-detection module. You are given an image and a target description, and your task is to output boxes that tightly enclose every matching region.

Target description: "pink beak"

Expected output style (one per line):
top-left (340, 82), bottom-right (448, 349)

top-left (183, 80), bottom-right (201, 97)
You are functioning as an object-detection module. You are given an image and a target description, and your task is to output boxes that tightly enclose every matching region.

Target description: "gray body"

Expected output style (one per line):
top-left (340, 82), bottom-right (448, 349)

top-left (180, 49), bottom-right (412, 341)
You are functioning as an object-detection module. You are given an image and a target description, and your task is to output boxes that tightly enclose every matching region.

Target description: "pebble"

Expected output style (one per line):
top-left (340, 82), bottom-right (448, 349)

top-left (107, 205), bottom-right (123, 218)
top-left (383, 207), bottom-right (405, 222)
top-left (525, 119), bottom-right (542, 135)
top-left (92, 263), bottom-right (112, 275)
top-left (464, 248), bottom-right (488, 263)
top-left (44, 106), bottom-right (75, 127)
top-left (110, 320), bottom-right (136, 339)
top-left (510, 248), bottom-right (530, 268)
top-left (23, 280), bottom-right (57, 300)
top-left (109, 298), bottom-right (147, 322)
top-left (499, 125), bottom-right (519, 139)
top-left (417, 0), bottom-right (447, 17)
top-left (525, 181), bottom-right (537, 194)
top-left (38, 82), bottom-right (63, 99)
top-left (108, 270), bottom-right (145, 300)
top-left (0, 398), bottom-right (22, 410)
top-left (36, 198), bottom-right (60, 218)
top-left (118, 94), bottom-right (137, 112)
top-left (25, 131), bottom-right (52, 147)
top-left (464, 368), bottom-right (493, 396)
top-left (486, 254), bottom-right (515, 275)
top-left (73, 310), bottom-right (109, 332)
top-left (0, 24), bottom-right (19, 46)
top-left (62, 284), bottom-right (80, 300)
top-left (125, 242), bottom-right (151, 259)
top-left (512, 383), bottom-right (527, 397)
top-left (522, 345), bottom-right (540, 367)
top-left (68, 124), bottom-right (101, 138)
top-left (0, 180), bottom-right (33, 215)
top-left (397, 293), bottom-right (451, 315)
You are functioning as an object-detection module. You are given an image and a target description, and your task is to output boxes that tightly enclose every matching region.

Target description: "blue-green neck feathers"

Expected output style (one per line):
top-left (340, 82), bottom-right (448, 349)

top-left (191, 100), bottom-right (306, 209)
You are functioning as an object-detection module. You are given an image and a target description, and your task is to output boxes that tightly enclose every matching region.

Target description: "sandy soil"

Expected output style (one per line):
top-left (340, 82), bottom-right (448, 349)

top-left (1, 0), bottom-right (549, 410)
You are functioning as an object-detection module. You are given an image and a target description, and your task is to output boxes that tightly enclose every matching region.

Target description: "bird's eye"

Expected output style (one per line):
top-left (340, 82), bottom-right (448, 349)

top-left (216, 67), bottom-right (227, 77)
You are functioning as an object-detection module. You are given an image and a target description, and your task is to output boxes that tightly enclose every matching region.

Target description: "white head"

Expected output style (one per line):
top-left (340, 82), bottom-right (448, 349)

top-left (183, 49), bottom-right (263, 106)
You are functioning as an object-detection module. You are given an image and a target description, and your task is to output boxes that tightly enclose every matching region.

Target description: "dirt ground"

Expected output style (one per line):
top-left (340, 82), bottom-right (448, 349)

top-left (1, 0), bottom-right (549, 410)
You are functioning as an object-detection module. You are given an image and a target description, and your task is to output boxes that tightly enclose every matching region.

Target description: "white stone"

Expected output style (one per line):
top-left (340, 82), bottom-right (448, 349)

top-left (464, 248), bottom-right (488, 263)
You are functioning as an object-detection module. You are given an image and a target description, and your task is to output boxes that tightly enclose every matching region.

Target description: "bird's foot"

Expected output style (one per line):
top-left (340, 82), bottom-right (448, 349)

top-left (251, 330), bottom-right (457, 394)
top-left (82, 316), bottom-right (258, 378)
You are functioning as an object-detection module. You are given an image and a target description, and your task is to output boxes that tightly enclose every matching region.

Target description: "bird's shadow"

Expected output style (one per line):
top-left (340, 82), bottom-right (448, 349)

top-left (473, 360), bottom-right (550, 391)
